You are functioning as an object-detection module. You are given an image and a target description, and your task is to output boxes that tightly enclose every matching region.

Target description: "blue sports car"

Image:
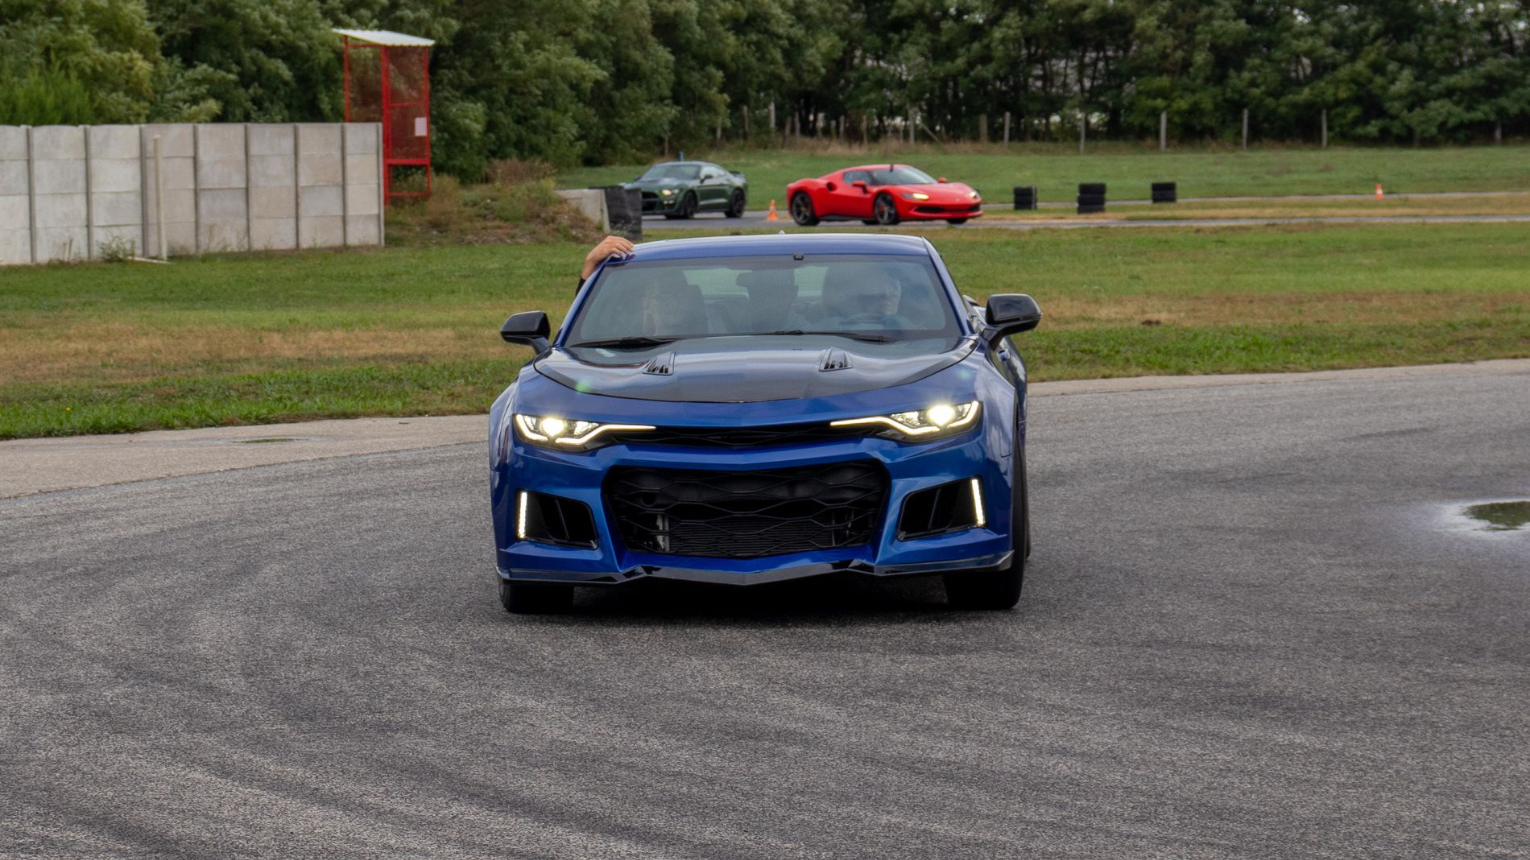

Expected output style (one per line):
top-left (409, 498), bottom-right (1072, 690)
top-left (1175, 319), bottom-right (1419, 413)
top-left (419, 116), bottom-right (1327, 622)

top-left (489, 233), bottom-right (1042, 613)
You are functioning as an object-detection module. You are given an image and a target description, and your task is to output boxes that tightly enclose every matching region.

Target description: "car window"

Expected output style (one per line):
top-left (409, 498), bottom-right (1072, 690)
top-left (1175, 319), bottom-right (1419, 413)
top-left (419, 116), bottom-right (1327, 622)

top-left (568, 255), bottom-right (961, 345)
top-left (868, 166), bottom-right (936, 186)
top-left (640, 164), bottom-right (701, 181)
top-left (843, 170), bottom-right (869, 185)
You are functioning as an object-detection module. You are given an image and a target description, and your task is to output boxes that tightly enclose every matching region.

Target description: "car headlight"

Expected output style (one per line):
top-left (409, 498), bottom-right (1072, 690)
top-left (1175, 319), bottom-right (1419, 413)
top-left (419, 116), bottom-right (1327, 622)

top-left (830, 401), bottom-right (980, 441)
top-left (514, 414), bottom-right (655, 451)
top-left (660, 188), bottom-right (674, 197)
top-left (969, 191), bottom-right (981, 200)
top-left (902, 192), bottom-right (930, 201)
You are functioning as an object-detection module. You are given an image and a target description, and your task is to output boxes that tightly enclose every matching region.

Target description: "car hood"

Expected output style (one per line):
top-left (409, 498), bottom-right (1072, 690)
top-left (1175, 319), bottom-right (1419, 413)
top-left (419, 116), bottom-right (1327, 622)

top-left (626, 177), bottom-right (692, 191)
top-left (896, 183), bottom-right (979, 202)
top-left (535, 337), bottom-right (975, 403)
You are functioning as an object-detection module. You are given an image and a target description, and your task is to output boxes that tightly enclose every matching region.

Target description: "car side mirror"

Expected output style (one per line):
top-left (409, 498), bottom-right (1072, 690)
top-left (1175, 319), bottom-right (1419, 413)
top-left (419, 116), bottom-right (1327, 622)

top-left (983, 294), bottom-right (1042, 344)
top-left (851, 181), bottom-right (869, 192)
top-left (938, 177), bottom-right (949, 183)
top-left (501, 310), bottom-right (551, 353)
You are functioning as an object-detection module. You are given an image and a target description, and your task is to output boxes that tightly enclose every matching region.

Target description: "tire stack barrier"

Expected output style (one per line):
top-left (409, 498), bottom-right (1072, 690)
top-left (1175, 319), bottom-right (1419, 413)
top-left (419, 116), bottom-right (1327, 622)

top-left (1151, 182), bottom-right (1177, 204)
top-left (1012, 186), bottom-right (1038, 210)
top-left (1077, 183), bottom-right (1106, 215)
top-left (600, 186), bottom-right (644, 238)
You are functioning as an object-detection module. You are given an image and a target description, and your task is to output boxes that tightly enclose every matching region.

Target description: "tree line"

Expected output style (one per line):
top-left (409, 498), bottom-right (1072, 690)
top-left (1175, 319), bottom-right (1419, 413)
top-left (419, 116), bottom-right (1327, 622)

top-left (3, 0), bottom-right (1527, 178)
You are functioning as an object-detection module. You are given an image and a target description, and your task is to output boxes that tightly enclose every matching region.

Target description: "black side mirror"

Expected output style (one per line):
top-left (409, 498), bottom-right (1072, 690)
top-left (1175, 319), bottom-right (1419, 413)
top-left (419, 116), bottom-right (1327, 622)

top-left (501, 310), bottom-right (551, 353)
top-left (982, 294), bottom-right (1042, 344)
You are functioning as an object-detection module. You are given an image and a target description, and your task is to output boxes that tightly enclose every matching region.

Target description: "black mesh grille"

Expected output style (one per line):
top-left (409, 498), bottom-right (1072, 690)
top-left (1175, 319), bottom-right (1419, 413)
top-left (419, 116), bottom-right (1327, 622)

top-left (606, 462), bottom-right (888, 558)
top-left (605, 423), bottom-right (871, 450)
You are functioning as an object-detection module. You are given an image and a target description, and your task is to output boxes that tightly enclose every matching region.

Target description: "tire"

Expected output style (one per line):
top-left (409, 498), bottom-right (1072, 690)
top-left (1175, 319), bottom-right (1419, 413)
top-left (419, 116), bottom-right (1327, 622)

top-left (725, 189), bottom-right (746, 218)
top-left (790, 192), bottom-right (819, 226)
top-left (946, 218), bottom-right (969, 225)
top-left (1078, 182), bottom-right (1106, 195)
top-left (944, 452), bottom-right (1027, 610)
top-left (676, 192), bottom-right (698, 220)
top-left (499, 577), bottom-right (573, 614)
top-left (874, 193), bottom-right (900, 226)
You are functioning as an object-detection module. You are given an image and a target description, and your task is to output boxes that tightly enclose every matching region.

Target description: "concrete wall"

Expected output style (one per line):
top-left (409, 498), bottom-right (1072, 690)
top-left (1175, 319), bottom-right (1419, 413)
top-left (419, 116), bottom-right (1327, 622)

top-left (0, 123), bottom-right (384, 265)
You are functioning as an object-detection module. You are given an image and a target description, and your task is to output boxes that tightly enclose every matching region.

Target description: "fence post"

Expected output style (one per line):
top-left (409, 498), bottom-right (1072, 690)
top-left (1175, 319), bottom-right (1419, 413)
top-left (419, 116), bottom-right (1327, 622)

top-left (979, 113), bottom-right (988, 145)
top-left (154, 135), bottom-right (165, 260)
top-left (1241, 108), bottom-right (1249, 150)
top-left (1321, 109), bottom-right (1328, 149)
top-left (1160, 111), bottom-right (1167, 151)
top-left (1003, 112), bottom-right (1011, 147)
top-left (1078, 113), bottom-right (1086, 154)
top-left (1495, 121), bottom-right (1502, 145)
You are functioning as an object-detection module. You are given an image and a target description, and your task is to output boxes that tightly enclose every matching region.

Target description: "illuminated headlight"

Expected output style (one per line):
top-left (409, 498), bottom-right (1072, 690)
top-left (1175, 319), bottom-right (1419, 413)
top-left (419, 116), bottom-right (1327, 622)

top-left (902, 192), bottom-right (930, 201)
top-left (831, 401), bottom-right (980, 441)
top-left (514, 414), bottom-right (654, 451)
top-left (969, 191), bottom-right (981, 200)
top-left (660, 188), bottom-right (674, 196)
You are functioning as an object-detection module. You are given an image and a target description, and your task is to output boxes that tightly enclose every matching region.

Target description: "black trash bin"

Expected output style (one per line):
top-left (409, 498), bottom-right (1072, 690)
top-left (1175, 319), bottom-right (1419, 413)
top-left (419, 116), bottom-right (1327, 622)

top-left (1013, 186), bottom-right (1038, 210)
top-left (598, 186), bottom-right (643, 238)
top-left (1151, 182), bottom-right (1177, 204)
top-left (1077, 182), bottom-right (1106, 215)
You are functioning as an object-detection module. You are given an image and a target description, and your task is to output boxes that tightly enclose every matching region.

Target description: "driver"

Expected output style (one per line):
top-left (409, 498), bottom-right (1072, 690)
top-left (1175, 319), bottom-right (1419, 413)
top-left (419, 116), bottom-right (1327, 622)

top-left (819, 264), bottom-right (912, 330)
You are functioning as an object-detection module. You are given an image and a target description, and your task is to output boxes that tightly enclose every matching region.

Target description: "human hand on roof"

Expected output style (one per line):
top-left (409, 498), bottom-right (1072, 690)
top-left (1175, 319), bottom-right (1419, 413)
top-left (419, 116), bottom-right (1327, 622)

top-left (581, 235), bottom-right (635, 280)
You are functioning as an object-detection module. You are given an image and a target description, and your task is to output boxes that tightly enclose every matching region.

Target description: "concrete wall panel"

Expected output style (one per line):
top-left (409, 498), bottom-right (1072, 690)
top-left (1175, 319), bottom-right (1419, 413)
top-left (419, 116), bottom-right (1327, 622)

top-left (345, 184), bottom-right (379, 217)
top-left (299, 217), bottom-right (344, 249)
top-left (250, 186), bottom-right (296, 219)
top-left (139, 125), bottom-right (195, 158)
top-left (89, 158), bottom-right (141, 194)
top-left (34, 227), bottom-right (88, 260)
top-left (91, 192), bottom-right (142, 228)
top-left (250, 154), bottom-right (296, 189)
top-left (345, 124), bottom-right (380, 153)
top-left (32, 159), bottom-right (86, 195)
top-left (31, 127), bottom-right (85, 160)
top-left (0, 161), bottom-right (28, 196)
top-left (345, 152), bottom-right (379, 185)
top-left (0, 194), bottom-right (28, 230)
top-left (0, 127), bottom-right (27, 160)
top-left (0, 228), bottom-right (30, 265)
top-left (248, 125), bottom-right (295, 157)
top-left (250, 218), bottom-right (297, 251)
top-left (33, 194), bottom-right (87, 229)
top-left (300, 185), bottom-right (343, 218)
top-left (94, 225), bottom-right (140, 256)
top-left (88, 126), bottom-right (140, 160)
top-left (346, 216), bottom-right (380, 246)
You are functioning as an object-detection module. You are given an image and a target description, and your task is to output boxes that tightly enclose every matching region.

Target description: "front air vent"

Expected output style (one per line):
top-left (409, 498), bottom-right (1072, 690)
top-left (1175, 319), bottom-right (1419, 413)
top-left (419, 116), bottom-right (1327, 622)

top-left (819, 348), bottom-right (853, 372)
top-left (519, 491), bottom-right (598, 548)
top-left (898, 478), bottom-right (984, 540)
top-left (643, 351), bottom-right (675, 376)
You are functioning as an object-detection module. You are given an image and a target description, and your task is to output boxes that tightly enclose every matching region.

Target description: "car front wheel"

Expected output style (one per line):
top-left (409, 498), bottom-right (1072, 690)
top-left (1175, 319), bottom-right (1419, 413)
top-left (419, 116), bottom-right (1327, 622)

top-left (874, 193), bottom-right (901, 226)
top-left (790, 192), bottom-right (819, 226)
top-left (726, 190), bottom-right (746, 218)
top-left (499, 577), bottom-right (573, 614)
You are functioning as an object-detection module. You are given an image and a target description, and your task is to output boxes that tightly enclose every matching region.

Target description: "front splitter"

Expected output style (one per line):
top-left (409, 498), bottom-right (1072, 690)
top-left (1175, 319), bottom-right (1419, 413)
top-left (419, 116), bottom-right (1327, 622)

top-left (498, 550), bottom-right (1013, 587)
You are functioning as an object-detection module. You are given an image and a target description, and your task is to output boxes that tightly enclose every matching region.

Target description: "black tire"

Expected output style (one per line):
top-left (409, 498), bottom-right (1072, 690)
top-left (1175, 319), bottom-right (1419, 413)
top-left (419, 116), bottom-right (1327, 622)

top-left (725, 189), bottom-right (746, 218)
top-left (946, 218), bottom-right (969, 225)
top-left (499, 577), bottom-right (573, 614)
top-left (676, 192), bottom-right (698, 220)
top-left (861, 219), bottom-right (879, 226)
top-left (944, 452), bottom-right (1027, 610)
top-left (1078, 182), bottom-right (1106, 195)
top-left (790, 192), bottom-right (819, 226)
top-left (874, 193), bottom-right (900, 226)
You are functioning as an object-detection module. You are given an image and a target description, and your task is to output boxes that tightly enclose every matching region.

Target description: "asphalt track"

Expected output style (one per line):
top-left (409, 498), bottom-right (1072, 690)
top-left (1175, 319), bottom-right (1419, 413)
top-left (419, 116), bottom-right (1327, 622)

top-left (646, 211), bottom-right (1530, 231)
top-left (4, 364), bottom-right (1530, 858)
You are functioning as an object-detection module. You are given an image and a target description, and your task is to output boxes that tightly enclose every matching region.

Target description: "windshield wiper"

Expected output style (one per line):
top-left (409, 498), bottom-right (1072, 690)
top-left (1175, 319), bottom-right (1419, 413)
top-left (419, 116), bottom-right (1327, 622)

top-left (763, 329), bottom-right (892, 343)
top-left (567, 336), bottom-right (679, 349)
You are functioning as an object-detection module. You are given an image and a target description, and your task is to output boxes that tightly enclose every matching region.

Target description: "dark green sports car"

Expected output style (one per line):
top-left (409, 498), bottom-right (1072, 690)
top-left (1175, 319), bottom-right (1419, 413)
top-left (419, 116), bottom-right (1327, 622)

top-left (624, 161), bottom-right (748, 219)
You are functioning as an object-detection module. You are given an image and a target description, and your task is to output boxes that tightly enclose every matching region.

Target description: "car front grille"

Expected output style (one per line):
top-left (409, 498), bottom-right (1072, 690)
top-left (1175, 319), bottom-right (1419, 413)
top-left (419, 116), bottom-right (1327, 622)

top-left (606, 461), bottom-right (888, 558)
top-left (913, 204), bottom-right (982, 215)
top-left (604, 423), bottom-right (871, 449)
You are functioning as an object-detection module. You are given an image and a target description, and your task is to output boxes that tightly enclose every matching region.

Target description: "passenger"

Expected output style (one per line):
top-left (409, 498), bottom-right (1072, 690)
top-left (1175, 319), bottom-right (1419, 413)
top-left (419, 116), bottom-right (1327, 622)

top-left (737, 270), bottom-right (812, 332)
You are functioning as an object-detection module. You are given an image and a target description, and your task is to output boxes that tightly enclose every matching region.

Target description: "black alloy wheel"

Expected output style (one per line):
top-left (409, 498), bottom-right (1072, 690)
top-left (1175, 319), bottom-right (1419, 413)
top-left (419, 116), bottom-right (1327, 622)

top-left (678, 192), bottom-right (698, 219)
top-left (944, 451), bottom-right (1027, 610)
top-left (790, 193), bottom-right (819, 226)
top-left (874, 193), bottom-right (900, 226)
top-left (726, 189), bottom-right (746, 218)
top-left (499, 577), bottom-right (573, 614)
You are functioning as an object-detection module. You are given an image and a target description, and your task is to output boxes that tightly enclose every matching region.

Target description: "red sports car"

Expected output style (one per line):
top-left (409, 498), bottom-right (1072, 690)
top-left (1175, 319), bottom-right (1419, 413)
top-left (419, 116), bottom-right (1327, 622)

top-left (786, 164), bottom-right (983, 226)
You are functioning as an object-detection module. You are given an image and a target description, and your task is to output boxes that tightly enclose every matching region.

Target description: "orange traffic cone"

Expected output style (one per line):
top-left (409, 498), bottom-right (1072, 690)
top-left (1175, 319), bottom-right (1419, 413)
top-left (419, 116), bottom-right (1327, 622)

top-left (767, 200), bottom-right (779, 221)
top-left (1375, 183), bottom-right (1384, 199)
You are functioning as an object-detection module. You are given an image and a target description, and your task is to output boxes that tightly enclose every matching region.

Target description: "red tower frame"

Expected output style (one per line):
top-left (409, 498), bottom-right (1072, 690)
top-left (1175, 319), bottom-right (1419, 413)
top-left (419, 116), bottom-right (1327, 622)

top-left (335, 29), bottom-right (435, 202)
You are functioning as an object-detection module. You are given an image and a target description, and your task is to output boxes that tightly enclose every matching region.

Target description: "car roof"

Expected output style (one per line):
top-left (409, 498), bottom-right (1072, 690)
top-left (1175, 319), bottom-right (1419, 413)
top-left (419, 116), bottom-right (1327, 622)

top-left (625, 233), bottom-right (933, 262)
top-left (841, 164), bottom-right (913, 173)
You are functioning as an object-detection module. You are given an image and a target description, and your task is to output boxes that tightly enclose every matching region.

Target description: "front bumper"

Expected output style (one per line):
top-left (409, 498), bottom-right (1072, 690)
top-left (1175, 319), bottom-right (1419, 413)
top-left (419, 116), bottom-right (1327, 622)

top-left (492, 422), bottom-right (1017, 587)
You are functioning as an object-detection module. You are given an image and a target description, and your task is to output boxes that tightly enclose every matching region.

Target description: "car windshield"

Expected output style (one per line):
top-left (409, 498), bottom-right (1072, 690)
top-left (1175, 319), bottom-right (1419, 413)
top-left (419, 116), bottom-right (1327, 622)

top-left (639, 164), bottom-right (701, 181)
top-left (868, 166), bottom-right (937, 186)
top-left (567, 254), bottom-right (963, 347)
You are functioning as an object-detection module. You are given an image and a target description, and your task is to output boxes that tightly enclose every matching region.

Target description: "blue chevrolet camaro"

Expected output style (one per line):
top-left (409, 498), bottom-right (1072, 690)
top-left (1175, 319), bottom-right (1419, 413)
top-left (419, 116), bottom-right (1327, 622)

top-left (489, 233), bottom-right (1042, 613)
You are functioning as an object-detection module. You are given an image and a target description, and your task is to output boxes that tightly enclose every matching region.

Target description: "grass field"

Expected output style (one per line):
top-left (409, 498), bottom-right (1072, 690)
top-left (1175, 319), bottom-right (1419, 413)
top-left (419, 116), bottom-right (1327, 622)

top-left (3, 221), bottom-right (1526, 439)
top-left (557, 143), bottom-right (1530, 208)
top-left (981, 192), bottom-right (1530, 221)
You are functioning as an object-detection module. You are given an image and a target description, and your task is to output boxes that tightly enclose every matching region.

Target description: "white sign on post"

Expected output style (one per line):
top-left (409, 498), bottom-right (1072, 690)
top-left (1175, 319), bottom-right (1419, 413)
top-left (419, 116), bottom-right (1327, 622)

top-left (414, 117), bottom-right (427, 137)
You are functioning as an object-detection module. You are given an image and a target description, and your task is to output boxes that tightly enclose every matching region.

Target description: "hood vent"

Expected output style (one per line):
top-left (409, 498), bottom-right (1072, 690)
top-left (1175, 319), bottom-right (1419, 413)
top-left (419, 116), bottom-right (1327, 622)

top-left (642, 351), bottom-right (676, 376)
top-left (819, 348), bottom-right (853, 372)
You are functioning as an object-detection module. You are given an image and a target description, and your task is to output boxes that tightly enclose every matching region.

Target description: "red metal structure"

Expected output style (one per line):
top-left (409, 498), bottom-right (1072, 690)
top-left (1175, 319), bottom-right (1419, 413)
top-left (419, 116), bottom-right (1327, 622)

top-left (335, 29), bottom-right (435, 202)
